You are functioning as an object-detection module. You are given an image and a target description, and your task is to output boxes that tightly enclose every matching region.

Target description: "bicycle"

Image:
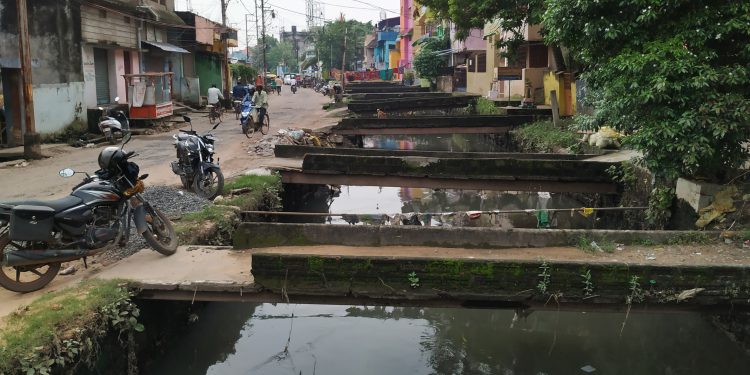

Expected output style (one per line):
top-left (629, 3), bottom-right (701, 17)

top-left (243, 106), bottom-right (270, 138)
top-left (208, 104), bottom-right (223, 124)
top-left (233, 100), bottom-right (242, 120)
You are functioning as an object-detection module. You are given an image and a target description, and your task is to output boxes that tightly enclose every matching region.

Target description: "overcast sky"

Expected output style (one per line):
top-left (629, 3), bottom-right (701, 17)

top-left (177, 0), bottom-right (401, 50)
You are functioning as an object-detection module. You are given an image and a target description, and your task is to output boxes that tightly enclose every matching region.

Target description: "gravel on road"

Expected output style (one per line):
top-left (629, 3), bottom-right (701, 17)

top-left (97, 185), bottom-right (208, 263)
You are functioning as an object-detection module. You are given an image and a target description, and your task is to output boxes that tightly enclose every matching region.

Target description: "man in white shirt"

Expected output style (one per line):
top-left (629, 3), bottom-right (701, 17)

top-left (207, 84), bottom-right (223, 106)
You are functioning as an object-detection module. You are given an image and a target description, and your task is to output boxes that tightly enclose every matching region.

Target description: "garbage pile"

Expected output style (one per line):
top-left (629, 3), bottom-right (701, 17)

top-left (249, 128), bottom-right (333, 157)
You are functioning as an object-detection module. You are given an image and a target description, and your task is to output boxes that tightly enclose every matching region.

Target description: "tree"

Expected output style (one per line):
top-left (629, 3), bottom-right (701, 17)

top-left (230, 64), bottom-right (257, 84)
top-left (413, 36), bottom-right (449, 81)
top-left (420, 0), bottom-right (750, 182)
top-left (418, 0), bottom-right (544, 54)
top-left (267, 41), bottom-right (298, 73)
top-left (312, 19), bottom-right (372, 71)
top-left (544, 0), bottom-right (750, 181)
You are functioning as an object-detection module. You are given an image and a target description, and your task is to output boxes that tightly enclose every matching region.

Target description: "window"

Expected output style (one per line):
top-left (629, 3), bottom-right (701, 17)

top-left (124, 16), bottom-right (131, 24)
top-left (99, 9), bottom-right (106, 18)
top-left (468, 56), bottom-right (475, 73)
top-left (477, 53), bottom-right (487, 73)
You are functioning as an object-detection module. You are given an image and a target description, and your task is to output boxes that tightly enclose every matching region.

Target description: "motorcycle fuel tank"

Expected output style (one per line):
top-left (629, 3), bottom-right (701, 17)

top-left (72, 180), bottom-right (122, 205)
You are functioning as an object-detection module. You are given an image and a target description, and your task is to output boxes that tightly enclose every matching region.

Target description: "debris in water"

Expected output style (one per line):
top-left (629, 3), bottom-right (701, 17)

top-left (580, 365), bottom-right (597, 373)
top-left (676, 288), bottom-right (705, 302)
top-left (178, 190), bottom-right (185, 196)
top-left (616, 243), bottom-right (625, 251)
top-left (646, 255), bottom-right (656, 260)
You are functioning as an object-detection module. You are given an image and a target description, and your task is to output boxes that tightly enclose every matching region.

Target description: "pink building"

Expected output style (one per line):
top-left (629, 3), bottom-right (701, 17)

top-left (398, 0), bottom-right (414, 69)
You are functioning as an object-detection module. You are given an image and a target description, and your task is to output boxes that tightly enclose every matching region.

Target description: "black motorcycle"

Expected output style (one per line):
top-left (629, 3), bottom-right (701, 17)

top-left (170, 115), bottom-right (224, 200)
top-left (0, 134), bottom-right (177, 293)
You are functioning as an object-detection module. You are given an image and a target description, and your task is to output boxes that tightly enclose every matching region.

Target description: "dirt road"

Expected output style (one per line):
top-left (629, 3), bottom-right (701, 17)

top-left (0, 87), bottom-right (334, 200)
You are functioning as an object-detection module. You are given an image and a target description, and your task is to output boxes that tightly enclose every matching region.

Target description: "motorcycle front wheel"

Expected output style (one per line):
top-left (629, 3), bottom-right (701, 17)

top-left (0, 232), bottom-right (61, 293)
top-left (260, 114), bottom-right (270, 135)
top-left (193, 167), bottom-right (224, 200)
top-left (141, 206), bottom-right (178, 255)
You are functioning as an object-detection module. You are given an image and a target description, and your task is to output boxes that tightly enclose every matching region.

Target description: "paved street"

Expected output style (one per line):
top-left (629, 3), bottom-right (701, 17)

top-left (0, 87), bottom-right (334, 200)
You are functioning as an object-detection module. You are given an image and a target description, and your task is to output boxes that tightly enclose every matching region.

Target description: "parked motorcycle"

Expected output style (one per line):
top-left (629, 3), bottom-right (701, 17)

top-left (98, 96), bottom-right (129, 145)
top-left (0, 133), bottom-right (177, 293)
top-left (170, 115), bottom-right (224, 200)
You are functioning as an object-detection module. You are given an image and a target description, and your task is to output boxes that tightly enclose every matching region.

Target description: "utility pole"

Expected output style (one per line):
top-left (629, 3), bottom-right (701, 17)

top-left (245, 13), bottom-right (250, 68)
top-left (254, 0), bottom-right (260, 75)
top-left (341, 24), bottom-right (347, 93)
top-left (260, 0), bottom-right (267, 80)
top-left (16, 0), bottom-right (41, 159)
top-left (220, 0), bottom-right (231, 96)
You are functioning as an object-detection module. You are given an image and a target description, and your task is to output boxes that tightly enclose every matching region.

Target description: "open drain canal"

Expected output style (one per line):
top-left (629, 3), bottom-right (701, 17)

top-left (360, 134), bottom-right (515, 152)
top-left (280, 185), bottom-right (629, 229)
top-left (140, 302), bottom-right (750, 375)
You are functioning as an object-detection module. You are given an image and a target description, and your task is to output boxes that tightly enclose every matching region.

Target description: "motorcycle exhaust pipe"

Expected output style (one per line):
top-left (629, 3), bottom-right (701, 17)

top-left (2, 249), bottom-right (100, 267)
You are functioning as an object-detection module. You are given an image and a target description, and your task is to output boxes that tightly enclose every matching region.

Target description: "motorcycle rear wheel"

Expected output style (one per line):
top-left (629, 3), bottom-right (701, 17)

top-left (141, 207), bottom-right (178, 255)
top-left (0, 232), bottom-right (61, 293)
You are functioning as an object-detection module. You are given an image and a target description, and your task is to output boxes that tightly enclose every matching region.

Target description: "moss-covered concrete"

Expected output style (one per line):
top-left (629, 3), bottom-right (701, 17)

top-left (300, 154), bottom-right (618, 182)
top-left (273, 145), bottom-right (594, 160)
top-left (251, 253), bottom-right (750, 306)
top-left (234, 223), bottom-right (708, 249)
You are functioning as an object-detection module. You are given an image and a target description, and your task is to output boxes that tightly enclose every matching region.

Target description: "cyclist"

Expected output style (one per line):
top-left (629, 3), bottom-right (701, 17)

top-left (252, 84), bottom-right (269, 126)
top-left (207, 83), bottom-right (224, 121)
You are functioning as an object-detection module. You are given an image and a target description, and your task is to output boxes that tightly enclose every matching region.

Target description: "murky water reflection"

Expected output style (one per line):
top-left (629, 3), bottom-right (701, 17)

top-left (143, 303), bottom-right (750, 375)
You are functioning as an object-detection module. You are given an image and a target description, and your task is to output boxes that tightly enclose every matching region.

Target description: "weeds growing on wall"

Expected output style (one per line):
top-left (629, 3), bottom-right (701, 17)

top-left (512, 120), bottom-right (579, 153)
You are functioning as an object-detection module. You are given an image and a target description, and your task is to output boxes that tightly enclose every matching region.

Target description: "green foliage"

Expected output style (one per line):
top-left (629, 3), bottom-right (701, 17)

top-left (646, 185), bottom-right (675, 229)
top-left (267, 41), bottom-right (298, 73)
top-left (512, 120), bottom-right (579, 153)
top-left (580, 269), bottom-right (594, 297)
top-left (544, 0), bottom-right (750, 181)
top-left (230, 64), bottom-right (257, 84)
top-left (413, 36), bottom-right (449, 80)
top-left (418, 0), bottom-right (545, 55)
top-left (576, 236), bottom-right (615, 253)
top-left (473, 97), bottom-right (503, 115)
top-left (536, 261), bottom-right (551, 294)
top-left (0, 280), bottom-right (139, 374)
top-left (312, 19), bottom-right (372, 71)
top-left (423, 0), bottom-right (750, 181)
top-left (407, 272), bottom-right (420, 288)
top-left (626, 276), bottom-right (645, 304)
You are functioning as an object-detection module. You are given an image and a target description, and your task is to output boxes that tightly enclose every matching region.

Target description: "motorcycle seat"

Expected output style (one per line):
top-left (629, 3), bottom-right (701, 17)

top-left (0, 196), bottom-right (83, 212)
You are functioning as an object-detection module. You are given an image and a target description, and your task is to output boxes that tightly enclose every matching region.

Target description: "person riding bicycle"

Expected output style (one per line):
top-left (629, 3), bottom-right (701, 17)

top-left (208, 83), bottom-right (224, 106)
top-left (207, 83), bottom-right (224, 121)
top-left (252, 84), bottom-right (269, 125)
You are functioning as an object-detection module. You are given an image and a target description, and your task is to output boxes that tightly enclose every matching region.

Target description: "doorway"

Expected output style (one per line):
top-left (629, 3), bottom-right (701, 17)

top-left (94, 48), bottom-right (110, 105)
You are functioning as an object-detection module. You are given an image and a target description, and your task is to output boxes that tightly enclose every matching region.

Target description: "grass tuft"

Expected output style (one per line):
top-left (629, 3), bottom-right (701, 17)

top-left (512, 120), bottom-right (579, 153)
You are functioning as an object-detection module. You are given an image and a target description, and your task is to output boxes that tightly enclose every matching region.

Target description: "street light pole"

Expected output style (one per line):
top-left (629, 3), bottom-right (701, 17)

top-left (16, 0), bottom-right (41, 159)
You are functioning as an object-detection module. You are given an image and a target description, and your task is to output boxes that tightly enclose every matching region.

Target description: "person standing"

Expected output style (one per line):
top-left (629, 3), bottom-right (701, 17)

top-left (275, 76), bottom-right (284, 95)
top-left (255, 74), bottom-right (264, 87)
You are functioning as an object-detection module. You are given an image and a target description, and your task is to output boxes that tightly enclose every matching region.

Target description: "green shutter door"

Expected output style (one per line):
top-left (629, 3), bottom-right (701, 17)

top-left (94, 48), bottom-right (110, 105)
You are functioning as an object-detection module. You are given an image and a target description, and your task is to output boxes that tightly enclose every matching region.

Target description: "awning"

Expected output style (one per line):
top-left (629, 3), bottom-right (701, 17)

top-left (141, 40), bottom-right (189, 54)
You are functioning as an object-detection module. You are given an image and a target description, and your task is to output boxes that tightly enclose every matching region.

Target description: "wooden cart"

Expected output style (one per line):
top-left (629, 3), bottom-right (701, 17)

top-left (123, 72), bottom-right (174, 126)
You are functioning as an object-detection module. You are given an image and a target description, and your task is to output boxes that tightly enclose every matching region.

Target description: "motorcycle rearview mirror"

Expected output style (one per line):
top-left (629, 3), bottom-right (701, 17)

top-left (120, 132), bottom-right (132, 149)
top-left (138, 174), bottom-right (149, 180)
top-left (212, 122), bottom-right (221, 130)
top-left (59, 168), bottom-right (75, 178)
top-left (182, 115), bottom-right (193, 131)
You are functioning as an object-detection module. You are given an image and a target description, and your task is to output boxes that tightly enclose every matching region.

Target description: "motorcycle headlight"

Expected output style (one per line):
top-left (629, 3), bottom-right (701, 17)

top-left (206, 145), bottom-right (214, 153)
top-left (241, 111), bottom-right (250, 117)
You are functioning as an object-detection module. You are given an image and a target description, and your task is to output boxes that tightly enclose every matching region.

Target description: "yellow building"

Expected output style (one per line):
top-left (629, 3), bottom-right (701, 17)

top-left (465, 21), bottom-right (577, 115)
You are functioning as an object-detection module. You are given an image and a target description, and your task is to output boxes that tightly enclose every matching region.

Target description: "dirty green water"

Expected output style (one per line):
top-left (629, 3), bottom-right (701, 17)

top-left (362, 134), bottom-right (513, 153)
top-left (143, 303), bottom-right (750, 375)
top-left (283, 185), bottom-right (595, 228)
